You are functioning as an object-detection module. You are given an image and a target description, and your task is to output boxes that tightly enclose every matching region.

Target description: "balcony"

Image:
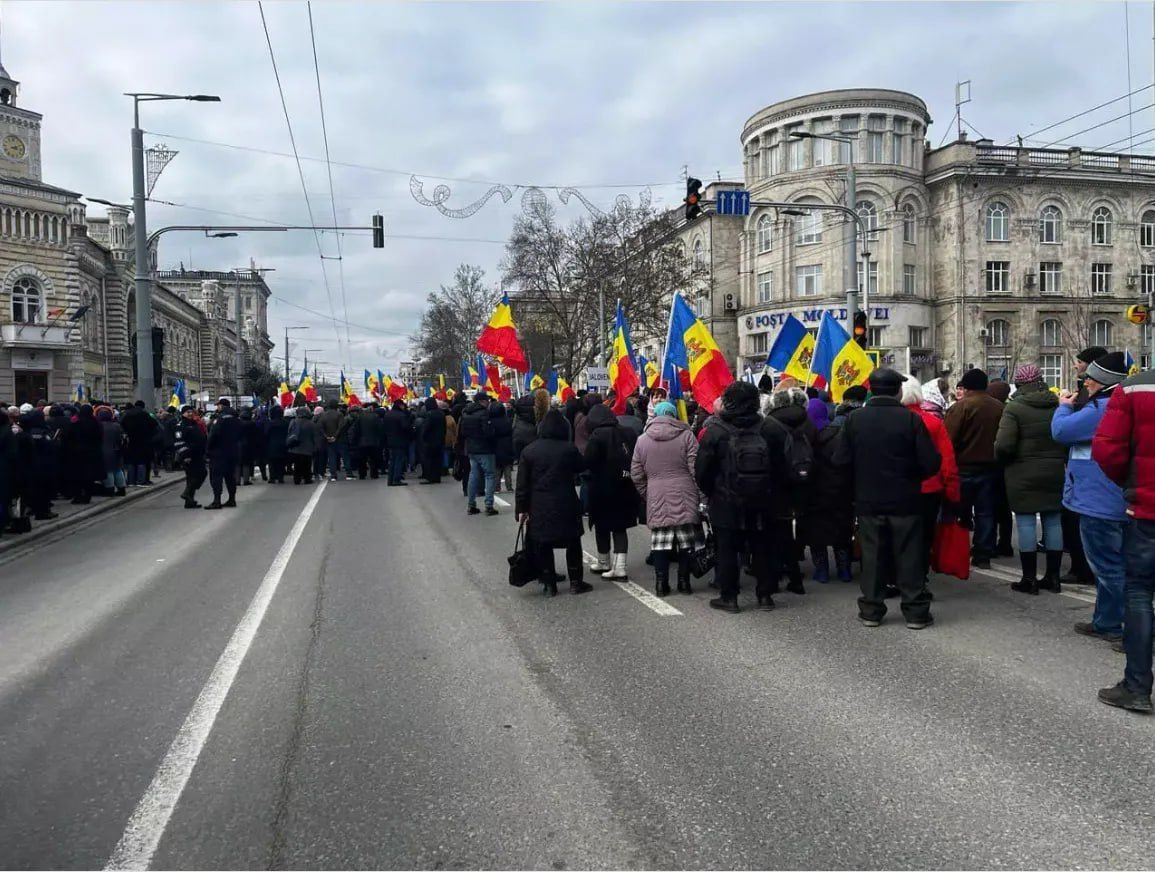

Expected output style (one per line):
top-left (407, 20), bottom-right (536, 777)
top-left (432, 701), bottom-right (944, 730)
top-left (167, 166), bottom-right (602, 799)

top-left (1, 323), bottom-right (75, 348)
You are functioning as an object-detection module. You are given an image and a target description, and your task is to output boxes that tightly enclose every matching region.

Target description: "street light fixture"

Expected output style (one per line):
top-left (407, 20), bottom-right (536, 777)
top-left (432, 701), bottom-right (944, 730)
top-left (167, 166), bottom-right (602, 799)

top-left (125, 91), bottom-right (220, 405)
top-left (206, 231), bottom-right (238, 239)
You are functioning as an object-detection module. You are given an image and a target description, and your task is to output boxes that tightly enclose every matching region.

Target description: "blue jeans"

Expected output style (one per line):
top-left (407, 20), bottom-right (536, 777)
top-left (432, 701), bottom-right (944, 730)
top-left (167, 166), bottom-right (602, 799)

top-left (327, 442), bottom-right (351, 479)
top-left (1015, 511), bottom-right (1062, 553)
top-left (467, 453), bottom-right (496, 510)
top-left (126, 463), bottom-right (149, 486)
top-left (959, 470), bottom-right (996, 559)
top-left (388, 448), bottom-right (407, 484)
top-left (103, 468), bottom-right (127, 489)
top-left (1081, 514), bottom-right (1128, 636)
top-left (1123, 519), bottom-right (1155, 696)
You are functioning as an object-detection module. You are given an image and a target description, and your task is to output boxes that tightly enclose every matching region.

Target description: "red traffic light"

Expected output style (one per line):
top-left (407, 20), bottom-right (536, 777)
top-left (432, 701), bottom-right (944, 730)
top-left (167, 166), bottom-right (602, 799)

top-left (684, 177), bottom-right (703, 221)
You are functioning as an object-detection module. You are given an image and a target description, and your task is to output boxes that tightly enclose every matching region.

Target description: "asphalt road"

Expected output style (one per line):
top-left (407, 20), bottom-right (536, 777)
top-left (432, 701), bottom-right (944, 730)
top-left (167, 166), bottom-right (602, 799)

top-left (1, 471), bottom-right (1151, 870)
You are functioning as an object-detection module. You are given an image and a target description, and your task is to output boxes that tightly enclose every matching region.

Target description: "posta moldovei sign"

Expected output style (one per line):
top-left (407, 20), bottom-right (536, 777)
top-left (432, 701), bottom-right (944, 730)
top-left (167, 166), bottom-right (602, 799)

top-left (745, 307), bottom-right (892, 331)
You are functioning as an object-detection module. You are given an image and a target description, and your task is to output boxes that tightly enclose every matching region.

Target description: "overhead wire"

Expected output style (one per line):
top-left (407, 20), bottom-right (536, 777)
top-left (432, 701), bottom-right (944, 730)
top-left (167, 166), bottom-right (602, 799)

top-left (1010, 82), bottom-right (1154, 146)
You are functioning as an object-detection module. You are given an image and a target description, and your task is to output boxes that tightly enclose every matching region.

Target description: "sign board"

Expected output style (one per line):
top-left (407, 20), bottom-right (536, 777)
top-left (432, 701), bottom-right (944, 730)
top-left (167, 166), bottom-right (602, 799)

top-left (584, 366), bottom-right (611, 392)
top-left (1126, 304), bottom-right (1150, 324)
top-left (11, 349), bottom-right (54, 370)
top-left (715, 190), bottom-right (751, 216)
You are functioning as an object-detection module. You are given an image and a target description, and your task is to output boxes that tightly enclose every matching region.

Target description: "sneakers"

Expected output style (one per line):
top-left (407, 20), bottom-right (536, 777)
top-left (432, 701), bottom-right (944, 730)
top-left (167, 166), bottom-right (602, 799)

top-left (906, 616), bottom-right (935, 630)
top-left (485, 507), bottom-right (499, 517)
top-left (602, 553), bottom-right (629, 580)
top-left (709, 597), bottom-right (740, 614)
top-left (467, 506), bottom-right (481, 515)
top-left (1098, 681), bottom-right (1153, 714)
top-left (858, 616), bottom-right (882, 628)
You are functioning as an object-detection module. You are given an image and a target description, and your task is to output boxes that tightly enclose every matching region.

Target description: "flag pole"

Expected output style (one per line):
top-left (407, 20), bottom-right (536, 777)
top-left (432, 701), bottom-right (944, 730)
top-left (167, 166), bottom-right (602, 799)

top-left (807, 313), bottom-right (826, 389)
top-left (658, 292), bottom-right (679, 392)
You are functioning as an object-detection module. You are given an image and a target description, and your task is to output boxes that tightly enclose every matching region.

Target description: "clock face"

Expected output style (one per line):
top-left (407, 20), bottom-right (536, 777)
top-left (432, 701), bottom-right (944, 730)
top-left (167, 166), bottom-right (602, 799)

top-left (3, 134), bottom-right (26, 160)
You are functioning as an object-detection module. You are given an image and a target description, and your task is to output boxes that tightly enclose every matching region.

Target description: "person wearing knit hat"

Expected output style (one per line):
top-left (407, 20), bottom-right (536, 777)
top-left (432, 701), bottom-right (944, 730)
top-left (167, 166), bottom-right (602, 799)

top-left (1012, 364), bottom-right (1043, 386)
top-left (987, 380), bottom-right (1012, 404)
top-left (958, 368), bottom-right (989, 392)
top-left (1085, 351), bottom-right (1129, 389)
top-left (1073, 346), bottom-right (1109, 411)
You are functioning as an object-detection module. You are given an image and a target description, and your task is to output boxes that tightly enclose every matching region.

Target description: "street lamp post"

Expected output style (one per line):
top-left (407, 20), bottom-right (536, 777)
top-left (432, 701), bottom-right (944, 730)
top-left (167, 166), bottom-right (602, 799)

top-left (126, 92), bottom-right (220, 406)
top-left (284, 327), bottom-right (310, 382)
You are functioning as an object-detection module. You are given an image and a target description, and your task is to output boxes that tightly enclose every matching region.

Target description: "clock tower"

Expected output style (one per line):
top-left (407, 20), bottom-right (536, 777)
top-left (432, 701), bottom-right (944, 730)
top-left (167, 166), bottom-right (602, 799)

top-left (0, 56), bottom-right (43, 182)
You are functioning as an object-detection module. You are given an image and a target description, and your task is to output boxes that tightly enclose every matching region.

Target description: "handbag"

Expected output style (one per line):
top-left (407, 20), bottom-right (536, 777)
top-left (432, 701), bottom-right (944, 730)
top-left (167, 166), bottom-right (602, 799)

top-left (508, 520), bottom-right (539, 587)
top-left (931, 519), bottom-right (971, 580)
top-left (687, 523), bottom-right (717, 579)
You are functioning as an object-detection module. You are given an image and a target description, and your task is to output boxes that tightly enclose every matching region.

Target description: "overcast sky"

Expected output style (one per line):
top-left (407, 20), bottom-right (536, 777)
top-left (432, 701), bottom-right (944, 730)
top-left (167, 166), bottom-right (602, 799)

top-left (3, 0), bottom-right (1150, 383)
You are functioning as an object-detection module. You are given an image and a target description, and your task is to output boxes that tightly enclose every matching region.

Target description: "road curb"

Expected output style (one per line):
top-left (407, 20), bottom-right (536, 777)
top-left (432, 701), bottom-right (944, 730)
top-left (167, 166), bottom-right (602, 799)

top-left (0, 477), bottom-right (182, 556)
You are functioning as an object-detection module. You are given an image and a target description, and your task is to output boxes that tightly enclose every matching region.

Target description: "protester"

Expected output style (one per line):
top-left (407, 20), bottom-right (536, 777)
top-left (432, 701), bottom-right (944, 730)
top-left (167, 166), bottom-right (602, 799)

top-left (461, 392), bottom-right (497, 513)
top-left (0, 406), bottom-right (16, 531)
top-left (96, 405), bottom-right (127, 497)
top-left (318, 400), bottom-right (350, 482)
top-left (287, 407), bottom-right (321, 485)
top-left (835, 368), bottom-right (941, 629)
top-left (583, 403), bottom-right (639, 580)
top-left (802, 399), bottom-right (856, 584)
top-left (511, 393), bottom-right (538, 460)
top-left (175, 405), bottom-right (208, 508)
top-left (60, 404), bottom-right (102, 505)
top-left (1073, 345), bottom-right (1108, 409)
top-left (238, 407), bottom-right (261, 486)
top-left (944, 368), bottom-right (1005, 569)
top-left (1092, 361), bottom-right (1155, 714)
top-left (350, 402), bottom-right (383, 480)
top-left (120, 400), bottom-right (158, 486)
top-left (205, 398), bottom-right (241, 509)
top-left (765, 387), bottom-right (817, 594)
top-left (383, 399), bottom-right (414, 487)
top-left (515, 408), bottom-right (591, 596)
top-left (419, 397), bottom-right (447, 484)
top-left (631, 401), bottom-right (703, 596)
top-left (573, 393), bottom-right (601, 453)
top-left (1060, 345), bottom-right (1110, 586)
top-left (490, 401), bottom-right (515, 493)
top-left (264, 405), bottom-right (289, 484)
top-left (16, 407), bottom-right (57, 521)
top-left (986, 379), bottom-right (1015, 557)
top-left (900, 375), bottom-right (960, 577)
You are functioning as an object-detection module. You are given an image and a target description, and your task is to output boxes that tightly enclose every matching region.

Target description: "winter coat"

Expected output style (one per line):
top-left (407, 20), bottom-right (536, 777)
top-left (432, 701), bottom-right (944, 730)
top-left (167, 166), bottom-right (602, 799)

top-left (60, 409), bottom-right (103, 483)
top-left (317, 408), bottom-right (345, 441)
top-left (767, 403), bottom-right (818, 517)
top-left (630, 414), bottom-right (699, 529)
top-left (238, 415), bottom-right (262, 465)
top-left (1093, 368), bottom-right (1155, 520)
top-left (422, 408), bottom-right (447, 452)
top-left (352, 408), bottom-right (385, 449)
top-left (993, 384), bottom-right (1066, 514)
top-left (799, 423), bottom-right (855, 546)
top-left (617, 413), bottom-right (644, 441)
top-left (907, 404), bottom-right (961, 501)
top-left (459, 402), bottom-right (495, 455)
top-left (944, 391), bottom-right (1004, 470)
top-left (833, 396), bottom-right (940, 517)
top-left (489, 405), bottom-right (515, 468)
top-left (160, 415), bottom-right (178, 450)
top-left (16, 411), bottom-right (56, 497)
top-left (120, 406), bottom-right (158, 464)
top-left (444, 414), bottom-right (458, 450)
top-left (0, 420), bottom-right (17, 502)
top-left (207, 409), bottom-right (243, 465)
top-left (511, 395), bottom-right (538, 459)
top-left (695, 391), bottom-right (791, 530)
top-left (264, 410), bottom-right (289, 461)
top-left (176, 418), bottom-right (207, 465)
top-left (574, 411), bottom-right (594, 454)
top-left (583, 404), bottom-right (639, 532)
top-left (382, 406), bottom-right (413, 450)
top-left (287, 415), bottom-right (321, 457)
top-left (1051, 391), bottom-right (1127, 521)
top-left (100, 420), bottom-right (126, 472)
top-left (515, 412), bottom-right (586, 545)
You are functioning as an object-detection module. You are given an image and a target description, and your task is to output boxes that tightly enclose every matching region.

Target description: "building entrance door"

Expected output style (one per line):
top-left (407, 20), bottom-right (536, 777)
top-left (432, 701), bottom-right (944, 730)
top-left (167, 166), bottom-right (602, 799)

top-left (14, 371), bottom-right (49, 405)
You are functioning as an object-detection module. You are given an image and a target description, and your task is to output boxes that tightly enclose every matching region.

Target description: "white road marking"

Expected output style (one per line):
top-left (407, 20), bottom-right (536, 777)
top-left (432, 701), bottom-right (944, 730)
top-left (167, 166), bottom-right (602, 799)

top-left (105, 481), bottom-right (329, 871)
top-left (613, 580), bottom-right (684, 616)
top-left (971, 566), bottom-right (1095, 604)
top-left (1060, 590), bottom-right (1098, 604)
top-left (494, 496), bottom-right (511, 508)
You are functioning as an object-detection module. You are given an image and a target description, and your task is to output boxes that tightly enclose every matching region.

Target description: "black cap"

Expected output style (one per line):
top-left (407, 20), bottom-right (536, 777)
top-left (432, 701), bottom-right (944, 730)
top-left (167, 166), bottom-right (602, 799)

top-left (868, 367), bottom-right (907, 395)
top-left (1077, 346), bottom-right (1109, 364)
top-left (843, 385), bottom-right (869, 403)
top-left (959, 368), bottom-right (989, 392)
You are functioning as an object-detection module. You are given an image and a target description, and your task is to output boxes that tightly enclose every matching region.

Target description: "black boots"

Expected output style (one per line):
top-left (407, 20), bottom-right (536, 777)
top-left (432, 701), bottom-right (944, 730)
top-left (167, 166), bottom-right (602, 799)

top-left (1011, 551), bottom-right (1039, 594)
top-left (709, 596), bottom-right (740, 613)
top-left (834, 547), bottom-right (852, 582)
top-left (183, 499), bottom-right (200, 509)
top-left (568, 564), bottom-right (592, 595)
top-left (676, 559), bottom-right (692, 594)
top-left (204, 501), bottom-right (223, 511)
top-left (1038, 551), bottom-right (1063, 592)
top-left (654, 566), bottom-right (671, 598)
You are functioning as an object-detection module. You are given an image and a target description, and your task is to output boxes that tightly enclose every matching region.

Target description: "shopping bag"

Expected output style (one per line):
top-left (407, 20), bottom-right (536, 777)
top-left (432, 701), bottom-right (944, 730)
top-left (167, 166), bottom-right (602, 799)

top-left (508, 520), bottom-right (539, 587)
top-left (687, 525), bottom-right (717, 579)
top-left (931, 520), bottom-right (971, 580)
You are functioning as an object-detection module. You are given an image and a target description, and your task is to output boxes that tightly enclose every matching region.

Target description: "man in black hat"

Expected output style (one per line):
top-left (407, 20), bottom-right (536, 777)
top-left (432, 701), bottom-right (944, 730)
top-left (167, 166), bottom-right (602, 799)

top-left (174, 405), bottom-right (207, 509)
top-left (835, 368), bottom-right (942, 628)
top-left (1074, 346), bottom-right (1108, 409)
top-left (944, 368), bottom-right (1005, 568)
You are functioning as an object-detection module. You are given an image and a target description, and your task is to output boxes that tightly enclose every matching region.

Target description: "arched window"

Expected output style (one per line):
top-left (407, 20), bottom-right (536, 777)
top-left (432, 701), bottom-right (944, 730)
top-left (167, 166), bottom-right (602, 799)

top-left (985, 202), bottom-right (1010, 241)
top-left (1141, 209), bottom-right (1155, 248)
top-left (1039, 205), bottom-right (1062, 244)
top-left (692, 239), bottom-right (705, 270)
top-left (986, 318), bottom-right (1010, 347)
top-left (1092, 206), bottom-right (1113, 245)
top-left (1091, 319), bottom-right (1114, 347)
top-left (1039, 318), bottom-right (1061, 347)
top-left (11, 276), bottom-right (42, 323)
top-left (902, 204), bottom-right (916, 244)
top-left (856, 200), bottom-right (878, 241)
top-left (794, 198), bottom-right (822, 245)
top-left (756, 214), bottom-right (773, 253)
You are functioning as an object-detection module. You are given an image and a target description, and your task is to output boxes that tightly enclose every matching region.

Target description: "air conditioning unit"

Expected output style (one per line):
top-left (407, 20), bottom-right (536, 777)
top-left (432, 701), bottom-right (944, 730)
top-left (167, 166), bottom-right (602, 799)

top-left (1023, 269), bottom-right (1036, 288)
top-left (978, 327), bottom-right (989, 339)
top-left (723, 293), bottom-right (737, 312)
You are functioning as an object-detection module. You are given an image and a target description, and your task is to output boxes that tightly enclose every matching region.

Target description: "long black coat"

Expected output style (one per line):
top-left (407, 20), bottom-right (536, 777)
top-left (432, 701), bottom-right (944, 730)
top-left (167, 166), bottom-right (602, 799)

top-left (61, 411), bottom-right (103, 484)
top-left (421, 408), bottom-right (447, 451)
top-left (207, 410), bottom-right (243, 464)
top-left (382, 407), bottom-right (413, 450)
top-left (0, 421), bottom-right (16, 504)
top-left (120, 406), bottom-right (158, 464)
top-left (490, 406), bottom-right (515, 468)
top-left (799, 423), bottom-right (855, 546)
top-left (17, 412), bottom-right (57, 498)
top-left (511, 395), bottom-right (538, 459)
top-left (265, 416), bottom-right (289, 460)
top-left (583, 404), bottom-right (639, 531)
top-left (516, 414), bottom-right (586, 545)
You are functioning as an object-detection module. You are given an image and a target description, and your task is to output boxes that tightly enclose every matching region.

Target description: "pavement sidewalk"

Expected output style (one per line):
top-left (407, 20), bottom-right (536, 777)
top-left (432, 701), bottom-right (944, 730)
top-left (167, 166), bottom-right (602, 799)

top-left (0, 474), bottom-right (182, 556)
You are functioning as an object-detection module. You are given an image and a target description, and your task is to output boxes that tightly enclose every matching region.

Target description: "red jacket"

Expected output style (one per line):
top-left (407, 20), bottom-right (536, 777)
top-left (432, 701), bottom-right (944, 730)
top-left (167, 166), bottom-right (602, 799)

top-left (1092, 370), bottom-right (1155, 520)
top-left (908, 404), bottom-right (961, 502)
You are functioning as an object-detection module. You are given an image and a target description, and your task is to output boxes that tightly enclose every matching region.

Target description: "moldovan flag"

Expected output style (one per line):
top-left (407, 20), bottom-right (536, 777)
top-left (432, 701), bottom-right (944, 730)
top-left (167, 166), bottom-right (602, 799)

top-left (385, 376), bottom-right (408, 402)
top-left (485, 363), bottom-right (503, 397)
top-left (340, 371), bottom-right (362, 407)
top-left (169, 378), bottom-right (186, 410)
top-left (1126, 350), bottom-right (1140, 376)
top-left (811, 311), bottom-right (874, 402)
top-left (608, 302), bottom-right (641, 413)
top-left (665, 293), bottom-right (733, 412)
top-left (364, 369), bottom-right (381, 399)
top-left (296, 365), bottom-right (317, 403)
top-left (462, 359), bottom-right (480, 390)
top-left (766, 315), bottom-right (817, 384)
top-left (664, 358), bottom-right (689, 423)
top-left (524, 370), bottom-right (545, 392)
top-left (555, 374), bottom-right (575, 404)
top-left (279, 382), bottom-right (294, 408)
top-left (72, 383), bottom-right (86, 404)
top-left (476, 294), bottom-right (529, 372)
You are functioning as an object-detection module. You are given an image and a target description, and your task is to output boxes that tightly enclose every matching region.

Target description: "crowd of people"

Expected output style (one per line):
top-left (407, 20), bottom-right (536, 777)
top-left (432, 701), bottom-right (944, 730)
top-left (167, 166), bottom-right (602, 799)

top-left (1, 343), bottom-right (1151, 714)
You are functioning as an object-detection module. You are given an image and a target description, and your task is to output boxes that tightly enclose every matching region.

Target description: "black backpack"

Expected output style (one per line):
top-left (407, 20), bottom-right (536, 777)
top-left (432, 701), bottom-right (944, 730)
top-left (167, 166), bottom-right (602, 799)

top-left (784, 429), bottom-right (815, 486)
top-left (720, 422), bottom-right (773, 507)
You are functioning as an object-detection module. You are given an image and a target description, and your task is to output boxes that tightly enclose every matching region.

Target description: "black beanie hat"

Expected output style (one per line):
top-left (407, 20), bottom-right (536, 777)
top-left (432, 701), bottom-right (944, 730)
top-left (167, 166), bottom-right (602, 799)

top-left (1077, 346), bottom-right (1108, 364)
top-left (1085, 351), bottom-right (1128, 387)
top-left (959, 368), bottom-right (989, 392)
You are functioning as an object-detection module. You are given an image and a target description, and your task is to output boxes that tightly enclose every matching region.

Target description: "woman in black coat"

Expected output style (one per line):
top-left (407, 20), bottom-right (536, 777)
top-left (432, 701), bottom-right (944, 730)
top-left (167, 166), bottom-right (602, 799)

top-left (490, 402), bottom-right (515, 492)
top-left (799, 422), bottom-right (855, 583)
top-left (582, 403), bottom-right (639, 579)
top-left (419, 397), bottom-right (447, 484)
top-left (264, 406), bottom-right (289, 484)
top-left (515, 409), bottom-right (591, 597)
top-left (60, 405), bottom-right (103, 504)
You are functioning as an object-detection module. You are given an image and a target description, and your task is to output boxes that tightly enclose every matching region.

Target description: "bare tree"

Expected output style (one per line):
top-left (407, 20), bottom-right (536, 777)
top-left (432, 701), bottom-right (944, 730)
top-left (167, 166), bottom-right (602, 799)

top-left (410, 264), bottom-right (503, 384)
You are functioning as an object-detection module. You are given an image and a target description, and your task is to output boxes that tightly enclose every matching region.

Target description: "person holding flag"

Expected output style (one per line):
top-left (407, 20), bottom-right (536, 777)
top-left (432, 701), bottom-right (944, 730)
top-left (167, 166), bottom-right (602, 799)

top-left (169, 379), bottom-right (187, 411)
top-left (296, 365), bottom-right (317, 404)
top-left (278, 381), bottom-right (294, 409)
top-left (608, 302), bottom-right (641, 414)
top-left (476, 293), bottom-right (529, 372)
top-left (462, 359), bottom-right (480, 391)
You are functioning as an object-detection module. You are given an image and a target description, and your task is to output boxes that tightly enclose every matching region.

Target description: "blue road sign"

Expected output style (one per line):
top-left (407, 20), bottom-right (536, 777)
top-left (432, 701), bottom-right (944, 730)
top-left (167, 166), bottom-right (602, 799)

top-left (715, 190), bottom-right (751, 216)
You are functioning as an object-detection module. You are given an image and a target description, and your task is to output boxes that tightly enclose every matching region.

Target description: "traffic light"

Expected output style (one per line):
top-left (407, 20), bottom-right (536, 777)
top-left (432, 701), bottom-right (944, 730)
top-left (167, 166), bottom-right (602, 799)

top-left (852, 311), bottom-right (868, 348)
top-left (151, 327), bottom-right (165, 386)
top-left (372, 213), bottom-right (384, 248)
top-left (684, 177), bottom-right (703, 221)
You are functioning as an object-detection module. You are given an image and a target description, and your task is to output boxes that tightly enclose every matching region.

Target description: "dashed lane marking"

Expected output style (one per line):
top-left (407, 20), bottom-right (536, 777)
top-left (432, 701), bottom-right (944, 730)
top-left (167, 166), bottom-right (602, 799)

top-left (105, 481), bottom-right (329, 871)
top-left (494, 496), bottom-right (511, 508)
top-left (972, 566), bottom-right (1096, 604)
top-left (582, 550), bottom-right (682, 616)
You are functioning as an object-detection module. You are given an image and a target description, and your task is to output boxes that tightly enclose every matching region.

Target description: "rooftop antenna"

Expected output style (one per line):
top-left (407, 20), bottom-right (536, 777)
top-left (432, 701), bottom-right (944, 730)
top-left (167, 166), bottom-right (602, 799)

top-left (955, 80), bottom-right (972, 142)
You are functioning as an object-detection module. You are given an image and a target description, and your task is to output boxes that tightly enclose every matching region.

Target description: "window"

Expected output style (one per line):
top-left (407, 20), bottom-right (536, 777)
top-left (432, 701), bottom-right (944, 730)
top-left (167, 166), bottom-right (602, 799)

top-left (748, 332), bottom-right (768, 355)
top-left (768, 144), bottom-right (781, 176)
top-left (892, 118), bottom-right (907, 166)
top-left (986, 318), bottom-right (1011, 348)
top-left (794, 201), bottom-right (822, 245)
top-left (1039, 318), bottom-right (1061, 347)
top-left (693, 239), bottom-right (705, 270)
top-left (1091, 319), bottom-right (1114, 348)
top-left (1142, 210), bottom-right (1155, 247)
top-left (1040, 353), bottom-right (1063, 387)
top-left (985, 202), bottom-right (1010, 241)
top-left (756, 270), bottom-right (773, 304)
top-left (756, 214), bottom-right (773, 253)
top-left (1091, 262), bottom-right (1112, 295)
top-left (812, 119), bottom-right (833, 166)
top-left (903, 264), bottom-right (917, 296)
top-left (1142, 264), bottom-right (1155, 296)
top-left (795, 264), bottom-right (823, 297)
top-left (867, 115), bottom-right (885, 162)
top-left (1091, 206), bottom-right (1113, 245)
top-left (837, 115), bottom-right (857, 163)
top-left (11, 275), bottom-right (42, 323)
top-left (1039, 205), bottom-right (1062, 244)
top-left (857, 260), bottom-right (878, 296)
top-left (856, 200), bottom-right (878, 241)
top-left (867, 326), bottom-right (885, 347)
top-left (786, 127), bottom-right (805, 171)
top-left (1039, 262), bottom-right (1062, 294)
top-left (985, 260), bottom-right (1011, 294)
top-left (909, 326), bottom-right (928, 347)
top-left (902, 204), bottom-right (917, 244)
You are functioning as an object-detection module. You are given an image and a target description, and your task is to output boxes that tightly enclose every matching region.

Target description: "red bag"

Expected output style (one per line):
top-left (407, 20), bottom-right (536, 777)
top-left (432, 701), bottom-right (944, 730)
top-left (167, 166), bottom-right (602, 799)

top-left (931, 520), bottom-right (971, 580)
